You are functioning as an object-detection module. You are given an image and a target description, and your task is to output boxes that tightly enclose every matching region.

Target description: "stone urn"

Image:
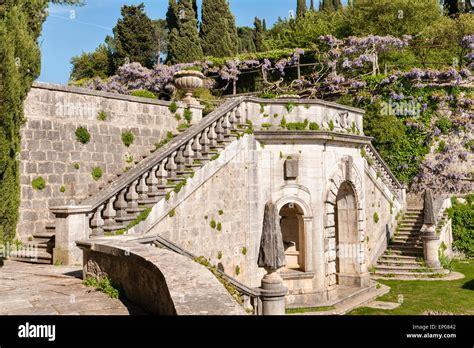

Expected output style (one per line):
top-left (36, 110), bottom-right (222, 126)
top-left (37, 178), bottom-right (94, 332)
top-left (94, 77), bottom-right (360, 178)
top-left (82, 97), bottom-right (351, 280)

top-left (173, 70), bottom-right (204, 105)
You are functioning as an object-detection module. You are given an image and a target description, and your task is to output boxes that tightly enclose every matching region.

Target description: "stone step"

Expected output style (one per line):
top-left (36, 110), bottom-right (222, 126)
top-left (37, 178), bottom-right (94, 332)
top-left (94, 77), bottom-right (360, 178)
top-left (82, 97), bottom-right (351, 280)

top-left (373, 270), bottom-right (449, 279)
top-left (386, 249), bottom-right (423, 257)
top-left (103, 225), bottom-right (127, 232)
top-left (379, 254), bottom-right (420, 261)
top-left (375, 265), bottom-right (434, 272)
top-left (32, 232), bottom-right (55, 240)
top-left (390, 241), bottom-right (422, 247)
top-left (377, 259), bottom-right (422, 267)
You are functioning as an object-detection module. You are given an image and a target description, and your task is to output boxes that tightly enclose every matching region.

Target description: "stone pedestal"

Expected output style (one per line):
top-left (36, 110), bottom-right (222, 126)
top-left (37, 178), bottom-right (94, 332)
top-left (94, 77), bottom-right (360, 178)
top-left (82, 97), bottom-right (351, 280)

top-left (51, 206), bottom-right (91, 266)
top-left (260, 270), bottom-right (288, 315)
top-left (421, 226), bottom-right (440, 268)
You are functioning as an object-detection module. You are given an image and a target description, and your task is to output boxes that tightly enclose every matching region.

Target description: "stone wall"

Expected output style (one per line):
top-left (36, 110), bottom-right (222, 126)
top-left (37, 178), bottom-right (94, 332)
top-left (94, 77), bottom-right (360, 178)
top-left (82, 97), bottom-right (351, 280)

top-left (79, 239), bottom-right (245, 315)
top-left (364, 165), bottom-right (404, 266)
top-left (19, 82), bottom-right (198, 239)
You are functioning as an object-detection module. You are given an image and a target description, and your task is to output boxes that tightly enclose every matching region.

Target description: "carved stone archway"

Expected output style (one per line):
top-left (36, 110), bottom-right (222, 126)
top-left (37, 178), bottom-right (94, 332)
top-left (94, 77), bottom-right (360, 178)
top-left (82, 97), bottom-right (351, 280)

top-left (324, 156), bottom-right (369, 288)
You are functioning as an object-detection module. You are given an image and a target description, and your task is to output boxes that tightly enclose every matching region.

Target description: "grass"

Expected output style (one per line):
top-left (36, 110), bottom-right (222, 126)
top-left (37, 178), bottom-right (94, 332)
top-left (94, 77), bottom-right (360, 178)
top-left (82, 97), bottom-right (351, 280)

top-left (83, 276), bottom-right (120, 299)
top-left (286, 306), bottom-right (336, 314)
top-left (348, 260), bottom-right (474, 315)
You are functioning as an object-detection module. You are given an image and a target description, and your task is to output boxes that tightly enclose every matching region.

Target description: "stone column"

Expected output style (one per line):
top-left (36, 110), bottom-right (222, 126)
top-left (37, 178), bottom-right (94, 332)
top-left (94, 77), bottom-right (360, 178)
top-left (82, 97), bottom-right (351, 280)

top-left (421, 225), bottom-right (440, 268)
top-left (51, 206), bottom-right (91, 266)
top-left (260, 269), bottom-right (287, 315)
top-left (187, 104), bottom-right (204, 125)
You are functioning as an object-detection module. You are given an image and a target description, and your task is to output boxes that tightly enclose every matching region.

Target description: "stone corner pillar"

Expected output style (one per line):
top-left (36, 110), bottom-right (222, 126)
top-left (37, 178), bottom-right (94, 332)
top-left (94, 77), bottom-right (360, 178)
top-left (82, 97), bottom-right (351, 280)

top-left (51, 206), bottom-right (91, 266)
top-left (259, 269), bottom-right (288, 315)
top-left (421, 225), bottom-right (440, 268)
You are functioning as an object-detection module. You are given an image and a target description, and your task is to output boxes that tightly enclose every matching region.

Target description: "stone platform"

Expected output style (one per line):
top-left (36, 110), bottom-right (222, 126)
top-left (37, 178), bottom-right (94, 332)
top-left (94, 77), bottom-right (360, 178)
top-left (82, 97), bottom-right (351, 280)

top-left (0, 261), bottom-right (144, 315)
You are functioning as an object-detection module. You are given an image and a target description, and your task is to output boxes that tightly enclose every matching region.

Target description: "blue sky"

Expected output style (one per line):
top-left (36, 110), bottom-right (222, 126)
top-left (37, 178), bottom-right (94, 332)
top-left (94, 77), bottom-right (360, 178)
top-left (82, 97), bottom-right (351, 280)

top-left (40, 0), bottom-right (330, 84)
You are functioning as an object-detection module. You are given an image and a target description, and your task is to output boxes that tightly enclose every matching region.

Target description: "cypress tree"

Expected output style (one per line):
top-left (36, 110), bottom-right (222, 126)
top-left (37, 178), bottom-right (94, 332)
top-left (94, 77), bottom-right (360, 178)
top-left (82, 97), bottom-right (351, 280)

top-left (253, 17), bottom-right (266, 52)
top-left (201, 0), bottom-right (239, 57)
top-left (332, 0), bottom-right (343, 10)
top-left (238, 27), bottom-right (256, 53)
top-left (296, 0), bottom-right (308, 18)
top-left (167, 0), bottom-right (203, 64)
top-left (166, 0), bottom-right (178, 32)
top-left (110, 3), bottom-right (157, 69)
top-left (192, 0), bottom-right (198, 23)
top-left (0, 0), bottom-right (48, 244)
top-left (320, 0), bottom-right (334, 11)
top-left (262, 18), bottom-right (267, 31)
top-left (310, 0), bottom-right (315, 11)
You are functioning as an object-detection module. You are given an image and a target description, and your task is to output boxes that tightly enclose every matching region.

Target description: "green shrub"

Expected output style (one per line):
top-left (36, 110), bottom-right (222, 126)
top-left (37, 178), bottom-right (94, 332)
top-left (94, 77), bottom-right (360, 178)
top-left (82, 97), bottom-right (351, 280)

top-left (217, 251), bottom-right (223, 260)
top-left (184, 108), bottom-right (193, 123)
top-left (75, 126), bottom-right (90, 144)
top-left (436, 140), bottom-right (447, 153)
top-left (367, 157), bottom-right (375, 166)
top-left (83, 276), bottom-right (120, 299)
top-left (210, 219), bottom-right (217, 229)
top-left (97, 110), bottom-right (107, 121)
top-left (174, 179), bottom-right (187, 193)
top-left (328, 120), bottom-right (335, 131)
top-left (177, 123), bottom-right (190, 131)
top-left (175, 113), bottom-right (182, 121)
top-left (360, 147), bottom-right (367, 158)
top-left (217, 222), bottom-right (222, 232)
top-left (309, 122), bottom-right (320, 131)
top-left (286, 119), bottom-right (308, 131)
top-left (218, 210), bottom-right (224, 216)
top-left (130, 89), bottom-right (157, 99)
top-left (260, 103), bottom-right (265, 113)
top-left (235, 265), bottom-right (241, 275)
top-left (168, 209), bottom-right (176, 218)
top-left (285, 103), bottom-right (295, 113)
top-left (435, 117), bottom-right (452, 135)
top-left (59, 186), bottom-right (66, 193)
top-left (121, 130), bottom-right (135, 147)
top-left (169, 101), bottom-right (178, 113)
top-left (373, 212), bottom-right (380, 223)
top-left (32, 177), bottom-right (46, 191)
top-left (447, 196), bottom-right (474, 257)
top-left (242, 247), bottom-right (247, 255)
top-left (261, 123), bottom-right (272, 128)
top-left (91, 167), bottom-right (103, 181)
top-left (210, 154), bottom-right (220, 161)
top-left (73, 163), bottom-right (80, 170)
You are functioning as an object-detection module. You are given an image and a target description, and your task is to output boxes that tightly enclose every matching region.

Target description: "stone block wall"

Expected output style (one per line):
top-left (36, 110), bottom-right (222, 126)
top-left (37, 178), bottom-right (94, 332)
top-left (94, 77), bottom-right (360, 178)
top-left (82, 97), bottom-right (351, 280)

top-left (364, 164), bottom-right (404, 266)
top-left (18, 82), bottom-right (196, 239)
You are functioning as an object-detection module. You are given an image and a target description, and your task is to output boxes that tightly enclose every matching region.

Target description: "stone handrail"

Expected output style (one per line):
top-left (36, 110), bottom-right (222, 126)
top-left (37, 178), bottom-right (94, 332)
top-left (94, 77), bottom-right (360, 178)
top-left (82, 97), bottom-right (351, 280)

top-left (51, 97), bottom-right (245, 238)
top-left (136, 235), bottom-right (263, 314)
top-left (364, 143), bottom-right (404, 199)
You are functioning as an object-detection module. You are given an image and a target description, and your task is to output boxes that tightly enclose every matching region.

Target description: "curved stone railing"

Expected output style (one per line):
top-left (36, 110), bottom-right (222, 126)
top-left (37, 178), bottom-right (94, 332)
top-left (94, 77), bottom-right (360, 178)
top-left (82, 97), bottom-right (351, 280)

top-left (77, 239), bottom-right (246, 315)
top-left (364, 144), bottom-right (405, 200)
top-left (138, 235), bottom-right (263, 315)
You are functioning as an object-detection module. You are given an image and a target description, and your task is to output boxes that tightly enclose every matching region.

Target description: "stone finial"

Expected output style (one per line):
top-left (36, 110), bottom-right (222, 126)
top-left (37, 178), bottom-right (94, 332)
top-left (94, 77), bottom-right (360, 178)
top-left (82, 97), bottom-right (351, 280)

top-left (423, 189), bottom-right (436, 226)
top-left (258, 201), bottom-right (286, 270)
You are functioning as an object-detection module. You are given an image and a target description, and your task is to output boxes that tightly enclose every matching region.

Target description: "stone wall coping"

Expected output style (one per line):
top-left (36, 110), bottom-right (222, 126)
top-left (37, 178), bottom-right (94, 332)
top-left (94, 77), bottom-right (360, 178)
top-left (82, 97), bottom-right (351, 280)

top-left (244, 96), bottom-right (366, 114)
top-left (254, 131), bottom-right (373, 145)
top-left (32, 81), bottom-right (189, 108)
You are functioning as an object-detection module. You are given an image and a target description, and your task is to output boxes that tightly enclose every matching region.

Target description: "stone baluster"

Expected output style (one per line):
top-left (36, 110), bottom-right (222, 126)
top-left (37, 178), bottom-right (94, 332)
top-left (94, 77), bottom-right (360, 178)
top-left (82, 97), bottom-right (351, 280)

top-left (146, 165), bottom-right (159, 196)
top-left (137, 173), bottom-right (149, 200)
top-left (183, 139), bottom-right (195, 165)
top-left (208, 122), bottom-right (217, 147)
top-left (166, 152), bottom-right (178, 179)
top-left (126, 180), bottom-right (139, 210)
top-left (222, 113), bottom-right (231, 141)
top-left (90, 205), bottom-right (105, 236)
top-left (103, 197), bottom-right (117, 226)
top-left (192, 134), bottom-right (203, 160)
top-left (175, 146), bottom-right (186, 172)
top-left (229, 109), bottom-right (236, 126)
top-left (200, 128), bottom-right (210, 156)
top-left (235, 107), bottom-right (243, 125)
top-left (156, 159), bottom-right (168, 186)
top-left (114, 189), bottom-right (128, 218)
top-left (215, 118), bottom-right (224, 143)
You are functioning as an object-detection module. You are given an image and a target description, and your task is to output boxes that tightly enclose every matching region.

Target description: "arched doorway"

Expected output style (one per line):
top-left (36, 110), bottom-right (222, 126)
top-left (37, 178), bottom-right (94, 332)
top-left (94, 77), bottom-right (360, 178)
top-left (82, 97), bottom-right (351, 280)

top-left (335, 182), bottom-right (359, 285)
top-left (280, 203), bottom-right (305, 271)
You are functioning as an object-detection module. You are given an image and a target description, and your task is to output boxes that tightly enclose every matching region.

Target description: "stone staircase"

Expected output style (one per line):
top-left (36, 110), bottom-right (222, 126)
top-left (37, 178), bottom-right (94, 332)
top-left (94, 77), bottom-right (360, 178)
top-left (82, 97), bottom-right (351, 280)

top-left (371, 207), bottom-right (449, 280)
top-left (16, 98), bottom-right (248, 265)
